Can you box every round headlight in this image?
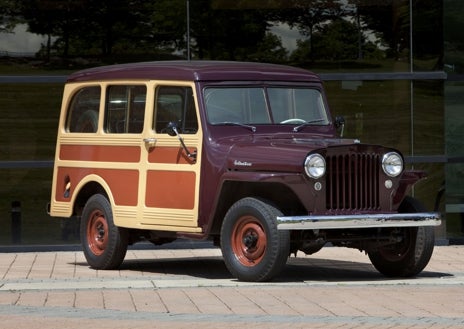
[382,152,403,177]
[304,154,326,179]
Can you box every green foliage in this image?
[0,0,20,32]
[312,19,360,61]
[8,0,424,64]
[190,0,271,61]
[250,32,288,63]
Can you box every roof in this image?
[66,60,321,83]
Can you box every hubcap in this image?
[87,210,109,256]
[231,215,267,266]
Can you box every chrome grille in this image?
[326,153,380,211]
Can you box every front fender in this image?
[393,170,427,207]
[219,171,314,209]
[205,171,313,235]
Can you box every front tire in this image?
[80,194,128,270]
[220,197,290,282]
[368,196,435,277]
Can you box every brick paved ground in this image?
[0,245,463,328]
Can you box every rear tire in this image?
[80,194,128,270]
[220,197,290,282]
[368,196,435,277]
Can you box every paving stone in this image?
[0,246,463,328]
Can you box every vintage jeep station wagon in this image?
[49,61,441,281]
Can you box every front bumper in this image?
[276,212,441,230]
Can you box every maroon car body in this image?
[52,61,441,282]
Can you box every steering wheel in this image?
[280,118,306,124]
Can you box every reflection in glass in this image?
[204,87,328,125]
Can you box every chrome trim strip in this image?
[277,212,441,230]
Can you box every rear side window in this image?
[66,86,101,133]
[105,85,146,133]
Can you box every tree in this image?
[279,0,344,61]
[148,0,188,53]
[349,0,408,60]
[412,0,442,67]
[18,0,157,59]
[312,19,360,61]
[190,0,270,60]
[289,39,311,63]
[346,0,443,64]
[18,0,90,59]
[250,32,288,63]
[0,0,21,33]
[77,0,155,57]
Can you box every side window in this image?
[154,86,198,134]
[66,86,101,133]
[105,85,146,133]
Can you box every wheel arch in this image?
[71,175,112,217]
[209,180,306,236]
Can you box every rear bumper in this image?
[276,212,441,230]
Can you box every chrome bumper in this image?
[276,212,441,230]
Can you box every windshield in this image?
[204,86,329,127]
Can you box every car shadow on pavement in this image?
[100,254,451,283]
[280,257,451,282]
[120,256,231,279]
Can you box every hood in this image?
[226,133,358,172]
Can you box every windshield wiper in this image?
[219,122,256,132]
[293,119,327,132]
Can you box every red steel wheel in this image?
[80,194,128,270]
[86,209,109,256]
[231,215,267,266]
[221,197,290,282]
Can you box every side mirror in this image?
[335,116,345,137]
[165,121,197,162]
[166,121,178,137]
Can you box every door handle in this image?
[143,137,157,147]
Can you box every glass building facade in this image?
[0,0,462,245]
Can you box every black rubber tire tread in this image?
[368,196,435,277]
[220,197,290,282]
[80,194,129,270]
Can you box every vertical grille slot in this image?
[326,153,380,211]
